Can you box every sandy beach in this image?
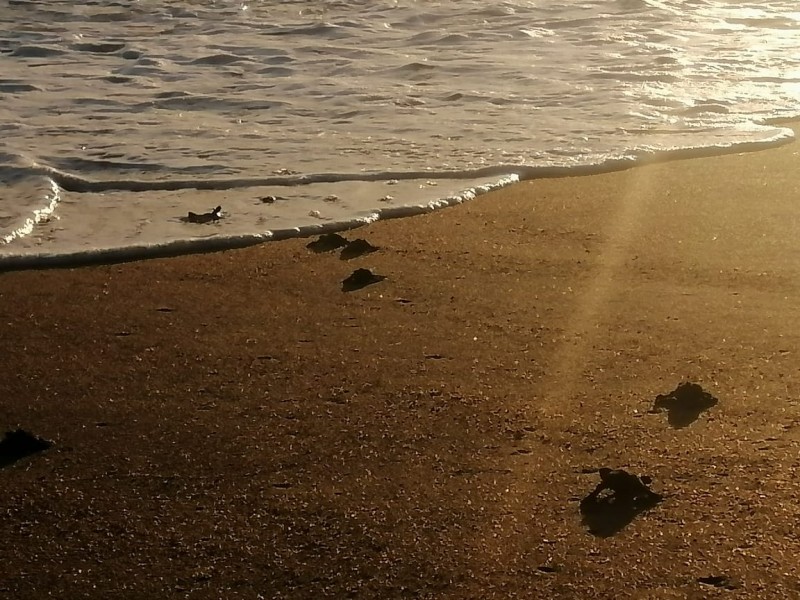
[2,123,800,598]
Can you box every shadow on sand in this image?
[650,382,718,428]
[580,493,662,538]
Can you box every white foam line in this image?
[1,177,61,245]
[0,124,795,271]
[0,174,519,271]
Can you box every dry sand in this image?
[2,124,800,599]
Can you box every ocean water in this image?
[1,0,798,268]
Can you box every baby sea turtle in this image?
[340,238,379,260]
[306,233,349,253]
[342,268,385,292]
[0,429,53,466]
[587,468,662,503]
[651,381,718,428]
[186,205,222,224]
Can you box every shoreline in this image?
[1,123,795,273]
[1,122,800,598]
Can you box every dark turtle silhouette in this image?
[0,429,53,468]
[342,268,385,292]
[306,233,349,253]
[651,382,718,428]
[587,468,662,503]
[580,467,663,537]
[185,205,222,224]
[340,238,379,260]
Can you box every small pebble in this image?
[380,195,394,202]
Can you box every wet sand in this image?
[1,124,800,598]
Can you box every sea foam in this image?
[0,0,798,268]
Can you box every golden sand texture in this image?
[1,125,800,598]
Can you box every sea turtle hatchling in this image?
[587,468,663,503]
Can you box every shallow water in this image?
[1,0,798,267]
